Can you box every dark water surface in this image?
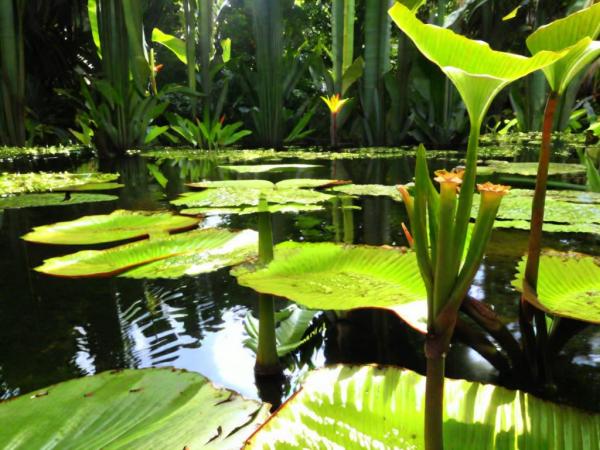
[1,142,599,411]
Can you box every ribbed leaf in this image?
[389,3,562,124]
[246,365,600,449]
[0,172,119,195]
[0,193,117,210]
[512,252,600,324]
[23,210,200,245]
[0,368,269,449]
[34,228,256,278]
[219,164,321,173]
[233,242,427,332]
[172,188,333,208]
[526,3,600,94]
[151,27,187,64]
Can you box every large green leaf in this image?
[180,204,326,216]
[0,172,120,195]
[219,164,322,173]
[34,228,257,278]
[172,188,333,208]
[388,3,562,124]
[0,368,269,449]
[512,252,600,324]
[0,193,118,211]
[526,3,600,94]
[245,365,600,449]
[151,27,188,64]
[233,242,428,333]
[23,210,201,245]
[471,189,600,234]
[328,183,403,201]
[187,179,348,190]
[477,161,586,177]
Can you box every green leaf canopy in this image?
[0,368,269,449]
[512,252,600,324]
[34,228,258,278]
[0,172,120,195]
[22,210,201,245]
[388,3,562,125]
[526,3,600,94]
[0,193,118,211]
[245,365,600,449]
[232,241,428,332]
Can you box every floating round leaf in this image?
[0,193,118,211]
[329,183,403,201]
[477,161,586,177]
[35,228,257,278]
[172,188,333,208]
[187,179,349,190]
[56,182,125,191]
[219,164,322,173]
[0,368,269,449]
[245,364,600,449]
[232,241,427,332]
[0,172,120,195]
[180,203,325,216]
[23,210,201,245]
[512,252,600,324]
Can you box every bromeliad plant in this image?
[389,3,564,449]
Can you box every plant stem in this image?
[255,198,279,375]
[331,112,338,148]
[425,349,445,450]
[342,196,354,244]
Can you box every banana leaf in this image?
[245,364,600,449]
[0,368,269,449]
[23,210,201,245]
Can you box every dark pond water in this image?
[1,138,599,412]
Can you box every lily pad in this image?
[328,184,403,201]
[56,182,125,191]
[219,164,322,173]
[180,204,326,216]
[34,228,257,278]
[171,188,333,208]
[0,193,118,210]
[512,252,600,324]
[245,364,600,449]
[23,210,201,245]
[0,172,120,195]
[232,241,427,333]
[477,161,586,177]
[0,368,269,449]
[187,179,348,190]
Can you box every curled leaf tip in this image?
[434,169,464,185]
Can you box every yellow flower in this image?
[434,169,464,186]
[321,94,350,115]
[477,182,511,196]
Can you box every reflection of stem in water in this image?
[341,196,354,244]
[330,197,342,243]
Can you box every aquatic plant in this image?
[321,94,350,148]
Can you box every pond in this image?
[1,137,599,413]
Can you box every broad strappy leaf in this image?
[244,305,320,357]
[0,193,118,211]
[328,183,403,201]
[0,172,120,195]
[245,365,600,449]
[23,210,201,245]
[513,252,600,324]
[171,188,333,208]
[219,164,322,173]
[232,242,427,333]
[477,161,586,177]
[526,3,600,94]
[34,228,257,278]
[0,368,269,449]
[389,3,562,125]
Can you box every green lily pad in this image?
[0,145,85,162]
[232,242,427,333]
[219,164,322,173]
[0,368,269,449]
[245,364,600,449]
[512,252,600,324]
[0,172,120,195]
[477,161,586,177]
[0,193,118,211]
[187,179,347,190]
[57,182,125,191]
[180,203,326,216]
[329,184,403,201]
[472,189,600,234]
[22,210,201,245]
[34,228,257,278]
[171,188,333,209]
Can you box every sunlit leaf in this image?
[526,3,600,94]
[513,252,600,324]
[56,182,124,191]
[477,161,586,176]
[329,183,403,201]
[0,172,120,195]
[233,242,427,333]
[389,2,562,124]
[151,27,187,64]
[34,228,257,278]
[180,204,325,216]
[0,368,269,449]
[245,365,600,449]
[187,179,348,190]
[0,193,117,211]
[219,164,322,173]
[23,210,200,245]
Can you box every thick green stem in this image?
[425,351,445,450]
[433,182,456,317]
